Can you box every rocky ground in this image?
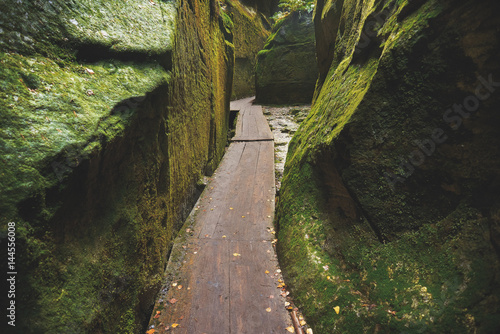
[263,105,310,190]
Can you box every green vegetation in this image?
[276,0,500,332]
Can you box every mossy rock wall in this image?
[276,0,500,333]
[228,1,270,100]
[239,0,280,17]
[0,0,233,333]
[255,10,318,104]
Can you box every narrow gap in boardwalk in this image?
[147,97,293,334]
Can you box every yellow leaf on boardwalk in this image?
[286,326,295,332]
[233,253,241,257]
[266,307,272,312]
[334,306,340,314]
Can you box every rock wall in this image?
[228,1,270,100]
[276,0,500,332]
[239,0,280,17]
[0,0,233,332]
[255,11,317,104]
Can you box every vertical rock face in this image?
[277,0,500,333]
[239,0,280,17]
[228,1,271,100]
[0,0,233,333]
[255,11,318,104]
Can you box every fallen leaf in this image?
[276,269,281,273]
[186,228,191,233]
[265,270,270,274]
[266,307,272,313]
[177,285,183,290]
[146,329,156,334]
[269,295,274,299]
[242,215,245,218]
[233,253,241,257]
[285,302,290,307]
[222,235,227,238]
[172,283,178,287]
[334,306,340,314]
[171,323,179,328]
[169,298,177,304]
[286,326,295,333]
[300,320,306,326]
[306,329,314,334]
[85,68,95,75]
[179,316,184,320]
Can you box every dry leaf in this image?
[306,329,314,334]
[146,329,156,334]
[266,307,272,313]
[334,306,340,314]
[177,285,183,290]
[300,320,306,326]
[172,282,178,287]
[265,270,270,274]
[222,235,227,238]
[171,323,179,328]
[286,326,295,333]
[169,298,177,304]
[233,253,241,257]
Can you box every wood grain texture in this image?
[147,98,290,334]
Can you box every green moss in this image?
[277,0,500,332]
[255,10,317,103]
[0,52,169,221]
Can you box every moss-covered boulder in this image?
[0,0,233,332]
[255,10,318,104]
[276,0,500,332]
[239,0,280,17]
[227,1,271,100]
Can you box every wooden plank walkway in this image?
[147,97,292,334]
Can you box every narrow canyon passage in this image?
[147,98,291,333]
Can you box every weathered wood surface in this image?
[147,98,290,334]
[231,97,273,142]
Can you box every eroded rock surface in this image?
[255,10,318,104]
[276,0,500,332]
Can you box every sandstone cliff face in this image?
[228,1,270,99]
[277,0,500,332]
[255,11,318,104]
[0,0,233,332]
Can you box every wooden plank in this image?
[229,240,290,333]
[211,142,260,240]
[148,97,290,334]
[230,96,254,111]
[196,142,246,238]
[155,239,230,334]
